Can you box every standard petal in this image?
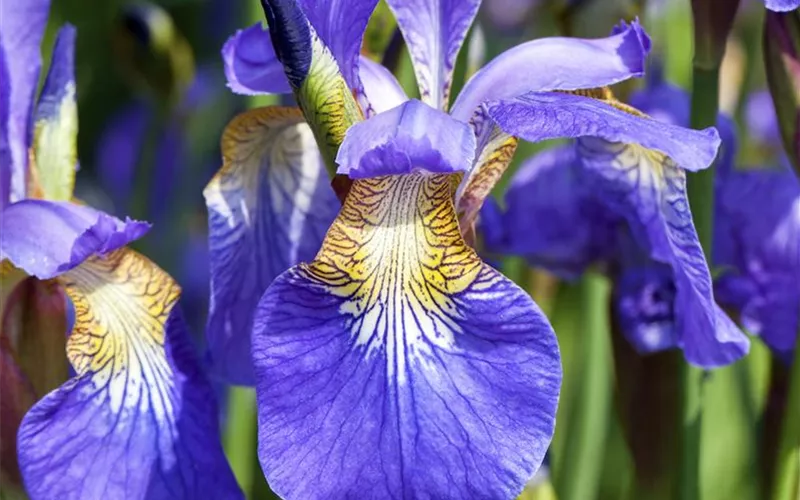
[261,0,366,178]
[33,24,78,201]
[17,249,243,500]
[385,0,480,109]
[0,200,150,279]
[488,144,619,278]
[203,106,338,385]
[336,99,476,178]
[577,137,749,367]
[450,20,651,122]
[486,92,721,172]
[298,0,379,93]
[222,23,292,95]
[1,0,50,201]
[359,57,409,115]
[714,164,800,353]
[253,174,561,499]
[766,0,800,12]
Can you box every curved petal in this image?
[455,126,517,231]
[336,99,476,178]
[1,0,50,201]
[222,23,292,95]
[17,249,243,500]
[359,57,409,115]
[576,137,749,367]
[450,20,651,122]
[488,144,619,278]
[0,200,150,280]
[714,164,800,353]
[385,0,480,109]
[203,106,338,385]
[628,78,739,175]
[486,92,721,172]
[253,174,561,498]
[33,25,78,202]
[766,0,800,12]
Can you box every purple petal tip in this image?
[0,200,150,279]
[611,18,651,78]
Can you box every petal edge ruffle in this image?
[0,200,149,279]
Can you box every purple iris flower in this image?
[211,0,725,496]
[484,71,749,368]
[714,92,800,361]
[0,4,241,498]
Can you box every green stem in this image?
[687,64,720,258]
[681,64,720,500]
[223,387,258,498]
[679,365,705,500]
[771,333,800,500]
[557,273,612,500]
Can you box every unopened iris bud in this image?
[764,9,800,170]
[691,0,742,69]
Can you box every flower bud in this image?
[691,0,742,69]
[764,9,800,170]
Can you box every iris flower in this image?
[483,72,750,367]
[0,4,241,498]
[715,90,800,361]
[209,0,726,496]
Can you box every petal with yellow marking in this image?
[17,249,242,500]
[253,173,561,499]
[456,125,517,233]
[204,106,338,385]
